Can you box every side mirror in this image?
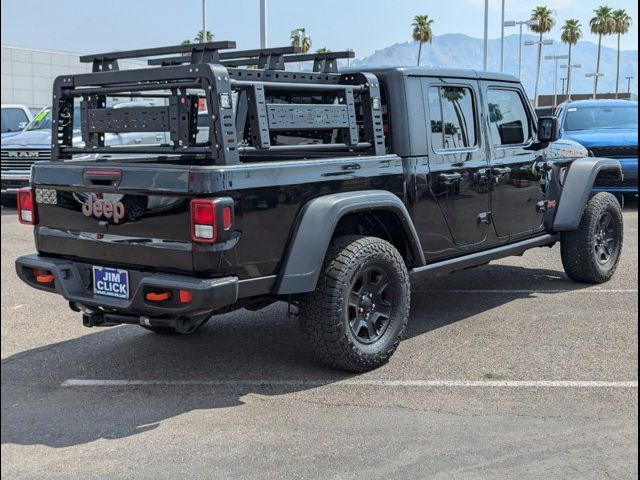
[17,121,28,130]
[537,116,559,143]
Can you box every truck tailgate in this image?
[30,161,212,272]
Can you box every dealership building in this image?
[1,45,145,113]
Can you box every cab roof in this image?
[356,66,520,83]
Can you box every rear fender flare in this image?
[275,191,424,295]
[552,157,623,231]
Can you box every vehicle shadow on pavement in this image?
[2,264,588,448]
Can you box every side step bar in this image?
[409,234,560,282]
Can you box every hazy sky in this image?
[1,0,637,58]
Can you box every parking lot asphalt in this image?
[1,200,638,480]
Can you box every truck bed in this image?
[31,154,404,278]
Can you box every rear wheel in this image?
[561,192,623,284]
[298,235,410,372]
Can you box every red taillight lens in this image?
[190,198,234,244]
[190,199,217,243]
[17,187,36,225]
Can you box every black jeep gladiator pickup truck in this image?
[15,42,624,372]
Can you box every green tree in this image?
[611,9,632,97]
[529,6,555,106]
[590,6,615,96]
[561,19,583,100]
[316,47,332,54]
[195,30,215,43]
[182,30,215,46]
[290,28,312,53]
[412,15,434,67]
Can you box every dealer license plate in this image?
[93,266,129,299]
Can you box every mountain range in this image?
[352,33,638,97]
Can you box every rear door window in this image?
[427,86,477,151]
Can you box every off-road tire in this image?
[561,192,623,284]
[298,235,410,372]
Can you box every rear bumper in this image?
[15,254,239,316]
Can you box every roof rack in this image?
[148,48,355,74]
[53,42,384,165]
[79,41,237,72]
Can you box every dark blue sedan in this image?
[555,99,638,195]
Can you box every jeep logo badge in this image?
[82,195,125,224]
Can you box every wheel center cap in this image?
[360,295,373,311]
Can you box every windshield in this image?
[1,108,29,133]
[26,106,81,131]
[564,105,638,131]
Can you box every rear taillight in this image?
[17,187,36,225]
[190,198,234,244]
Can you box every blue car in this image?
[555,99,638,195]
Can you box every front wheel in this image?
[561,192,624,284]
[297,235,410,372]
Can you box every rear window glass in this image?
[427,86,477,151]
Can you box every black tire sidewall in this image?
[591,199,624,276]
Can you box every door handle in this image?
[155,134,164,141]
[134,138,142,144]
[439,173,462,185]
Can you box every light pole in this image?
[483,0,489,70]
[500,0,505,72]
[525,38,553,107]
[545,54,568,107]
[260,0,267,48]
[626,76,635,96]
[504,19,539,79]
[201,0,206,43]
[586,72,606,100]
[561,77,568,97]
[561,63,582,101]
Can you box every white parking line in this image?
[413,289,638,294]
[61,379,639,388]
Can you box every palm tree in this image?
[612,9,632,98]
[529,6,555,107]
[590,6,615,96]
[412,15,434,67]
[290,28,312,53]
[561,19,583,100]
[195,30,215,43]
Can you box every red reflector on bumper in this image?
[178,290,193,303]
[146,291,171,302]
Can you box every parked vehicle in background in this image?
[1,104,34,136]
[1,101,162,207]
[555,100,638,195]
[15,42,625,372]
[535,106,556,118]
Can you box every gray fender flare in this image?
[275,190,424,295]
[553,157,622,231]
